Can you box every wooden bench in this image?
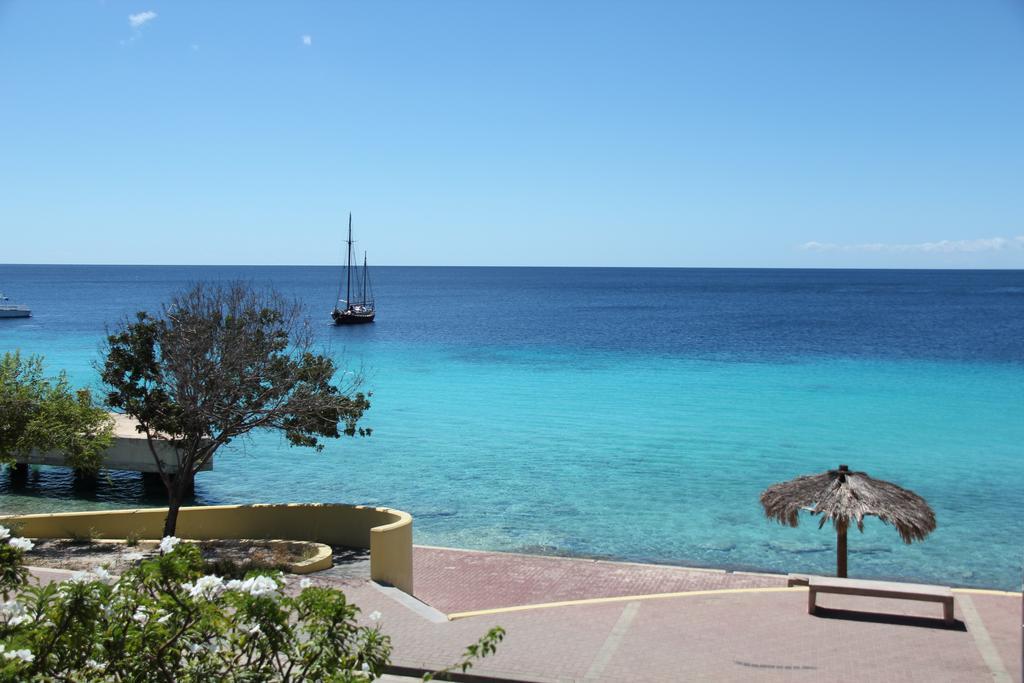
[806,576,955,624]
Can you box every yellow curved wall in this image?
[0,503,414,594]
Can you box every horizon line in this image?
[1,263,1022,272]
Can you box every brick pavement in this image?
[381,547,1020,682]
[327,578,1020,682]
[412,545,787,614]
[374,589,1019,681]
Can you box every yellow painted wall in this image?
[0,503,414,594]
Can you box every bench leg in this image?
[807,588,816,615]
[943,599,954,624]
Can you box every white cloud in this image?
[800,236,1024,254]
[301,34,312,46]
[128,11,157,28]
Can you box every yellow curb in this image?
[446,585,1023,620]
[287,542,334,574]
[447,586,803,620]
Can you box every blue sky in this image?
[1,1,1022,267]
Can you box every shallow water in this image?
[1,265,1021,589]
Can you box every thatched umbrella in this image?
[760,464,936,578]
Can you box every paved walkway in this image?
[30,547,1023,682]
[412,545,787,614]
[364,547,1021,682]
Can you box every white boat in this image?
[0,292,31,318]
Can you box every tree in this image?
[100,283,371,537]
[0,351,113,472]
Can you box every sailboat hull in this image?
[332,309,375,325]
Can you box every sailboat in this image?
[331,213,376,325]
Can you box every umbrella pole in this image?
[837,527,848,578]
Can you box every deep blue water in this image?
[1,265,1022,589]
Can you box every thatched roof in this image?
[760,465,936,543]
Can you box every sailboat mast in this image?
[345,213,353,309]
[362,252,369,304]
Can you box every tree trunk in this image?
[163,499,181,538]
[836,527,848,578]
[161,471,193,537]
[172,471,195,496]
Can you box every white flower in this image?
[8,537,33,552]
[2,600,30,628]
[132,608,149,625]
[184,574,225,600]
[368,610,381,622]
[227,575,280,598]
[2,649,34,663]
[245,575,279,597]
[64,568,113,586]
[158,536,181,554]
[300,578,312,589]
[1,599,24,618]
[0,526,10,541]
[185,573,223,602]
[67,571,91,584]
[92,566,116,584]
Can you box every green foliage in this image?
[0,546,28,602]
[65,527,103,544]
[100,283,371,535]
[0,535,503,682]
[0,351,113,472]
[0,537,390,682]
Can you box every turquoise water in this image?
[1,266,1022,589]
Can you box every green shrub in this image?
[0,351,113,472]
[124,529,142,547]
[0,529,503,682]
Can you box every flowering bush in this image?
[0,529,503,682]
[0,528,31,602]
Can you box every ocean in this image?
[1,265,1021,589]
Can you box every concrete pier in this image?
[13,413,212,474]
